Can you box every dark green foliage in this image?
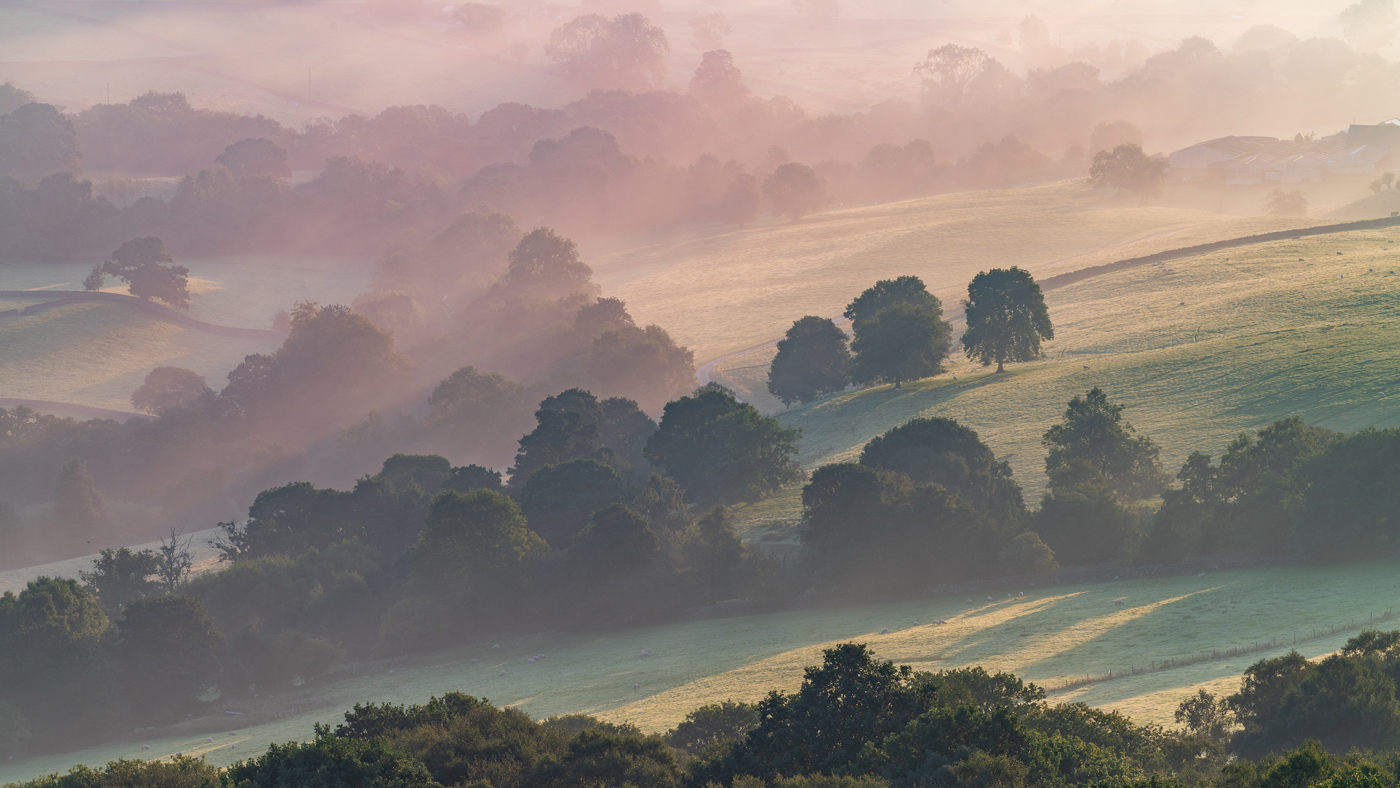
[100,237,191,309]
[535,728,681,788]
[849,303,952,388]
[441,464,504,493]
[508,408,604,492]
[0,698,30,758]
[644,387,801,506]
[1177,690,1234,745]
[845,276,952,388]
[115,595,223,723]
[768,316,852,406]
[631,474,695,548]
[667,700,759,756]
[859,417,1025,527]
[998,532,1058,575]
[564,504,681,624]
[801,463,1006,592]
[961,267,1053,373]
[682,507,756,603]
[929,666,1046,713]
[218,481,353,560]
[377,454,452,492]
[80,547,160,617]
[701,643,935,782]
[226,729,442,788]
[519,458,625,547]
[1290,428,1400,562]
[232,627,346,692]
[11,755,221,788]
[1043,388,1168,503]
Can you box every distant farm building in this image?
[1169,119,1400,184]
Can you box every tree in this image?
[644,387,802,506]
[768,316,851,406]
[215,138,291,179]
[518,458,625,547]
[859,416,1025,526]
[998,532,1058,575]
[425,366,534,461]
[225,731,442,788]
[668,701,759,756]
[1043,387,1169,503]
[130,366,210,413]
[701,643,934,782]
[442,465,504,493]
[0,103,81,186]
[577,320,696,415]
[1266,189,1309,217]
[763,162,830,220]
[509,408,603,492]
[545,13,670,91]
[155,528,196,592]
[564,504,681,624]
[80,548,160,617]
[849,304,951,388]
[116,595,223,723]
[961,267,1054,373]
[690,49,750,110]
[1175,690,1234,745]
[414,489,548,592]
[100,237,191,309]
[682,507,747,603]
[54,457,105,535]
[502,228,597,299]
[914,44,994,106]
[1089,144,1166,199]
[844,275,940,330]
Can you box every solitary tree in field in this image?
[1265,188,1309,217]
[845,276,952,389]
[961,267,1053,373]
[767,316,851,406]
[763,162,830,220]
[1089,143,1166,199]
[101,237,191,309]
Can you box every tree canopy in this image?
[961,267,1054,373]
[99,237,191,309]
[767,316,851,406]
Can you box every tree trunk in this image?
[894,380,902,390]
[996,359,1005,373]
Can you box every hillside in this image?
[588,181,1321,362]
[4,558,1398,786]
[0,256,372,412]
[709,221,1400,547]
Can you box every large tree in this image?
[99,237,191,309]
[1042,387,1168,502]
[767,316,851,406]
[644,387,801,506]
[518,458,625,547]
[913,44,995,106]
[961,267,1054,373]
[844,277,952,388]
[116,595,224,724]
[501,227,597,299]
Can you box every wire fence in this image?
[1047,608,1397,694]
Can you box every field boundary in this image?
[0,290,287,339]
[1038,215,1400,291]
[1047,608,1398,694]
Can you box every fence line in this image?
[1046,608,1396,694]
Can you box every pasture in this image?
[589,181,1320,362]
[5,558,1399,785]
[0,256,372,412]
[713,222,1400,532]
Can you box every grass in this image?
[0,527,224,596]
[7,558,1400,785]
[0,255,372,411]
[588,181,1322,362]
[705,224,1400,513]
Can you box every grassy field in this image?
[0,527,224,597]
[5,558,1399,785]
[710,222,1400,539]
[0,256,372,412]
[588,181,1321,362]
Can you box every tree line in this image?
[13,640,1400,788]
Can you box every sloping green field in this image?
[713,224,1400,525]
[589,182,1319,361]
[0,256,372,411]
[6,558,1399,786]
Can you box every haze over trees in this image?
[1090,143,1167,199]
